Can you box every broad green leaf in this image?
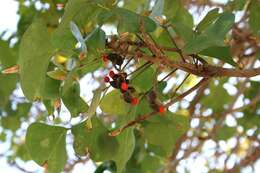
[115,8,157,33]
[100,90,130,116]
[0,74,17,107]
[72,109,136,173]
[72,117,119,160]
[215,125,236,140]
[1,115,21,131]
[52,0,102,49]
[144,113,189,155]
[41,77,61,100]
[19,20,54,101]
[132,67,155,92]
[171,3,193,29]
[0,40,17,68]
[62,81,88,117]
[196,8,220,33]
[199,46,236,66]
[25,123,67,173]
[170,21,195,44]
[85,27,106,55]
[249,0,260,35]
[112,108,136,173]
[164,0,180,19]
[184,12,235,54]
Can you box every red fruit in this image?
[131,98,139,105]
[121,82,128,91]
[158,105,166,113]
[109,70,115,78]
[102,54,109,62]
[104,76,110,83]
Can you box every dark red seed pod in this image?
[109,70,115,78]
[104,76,110,83]
[110,81,118,88]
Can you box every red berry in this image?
[109,70,115,78]
[158,105,165,113]
[121,82,128,91]
[131,98,139,105]
[104,76,110,83]
[102,54,109,62]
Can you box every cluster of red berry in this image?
[103,53,139,106]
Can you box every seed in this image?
[109,70,115,78]
[104,76,110,83]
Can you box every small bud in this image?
[104,76,110,83]
[121,82,128,91]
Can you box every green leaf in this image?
[115,8,157,33]
[0,40,17,68]
[62,81,88,117]
[215,125,236,140]
[72,109,136,173]
[184,12,235,54]
[41,77,61,100]
[100,90,130,116]
[25,123,67,173]
[196,8,220,33]
[0,74,17,107]
[170,21,195,44]
[19,20,54,101]
[1,115,21,131]
[72,117,119,159]
[52,0,102,49]
[164,0,180,19]
[144,113,189,155]
[249,0,260,35]
[171,3,193,29]
[85,27,106,55]
[132,67,155,92]
[199,46,236,66]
